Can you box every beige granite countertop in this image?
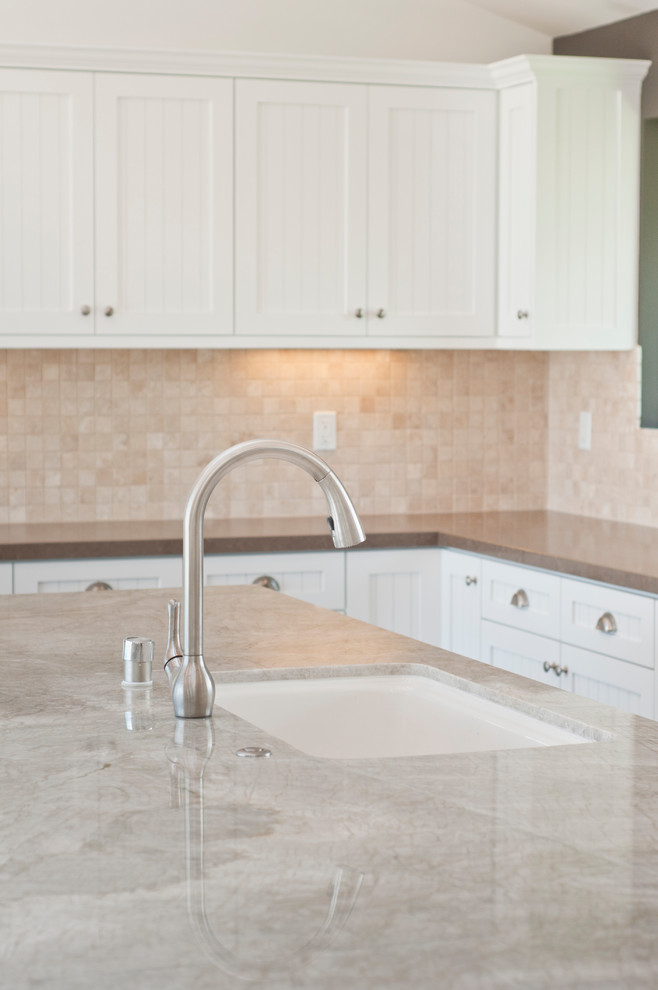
[5,510,658,593]
[4,585,658,988]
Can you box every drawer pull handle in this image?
[511,589,529,609]
[252,574,280,592]
[543,661,569,677]
[355,308,364,319]
[596,612,617,635]
[85,581,113,591]
[465,575,478,586]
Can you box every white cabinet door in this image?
[497,57,646,350]
[439,549,482,661]
[368,86,496,339]
[346,548,441,645]
[235,79,367,338]
[497,82,535,340]
[95,74,233,337]
[480,620,564,689]
[204,552,345,611]
[0,69,94,337]
[561,643,654,718]
[13,556,182,593]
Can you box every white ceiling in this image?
[467,0,658,37]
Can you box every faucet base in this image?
[171,655,215,719]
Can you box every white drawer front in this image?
[560,578,654,669]
[13,556,182,594]
[561,644,654,718]
[204,552,345,611]
[481,558,560,639]
[480,620,564,688]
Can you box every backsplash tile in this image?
[0,349,549,524]
[547,347,658,526]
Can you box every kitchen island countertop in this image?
[5,509,658,593]
[4,583,658,989]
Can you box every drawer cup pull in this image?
[86,581,113,591]
[596,611,617,635]
[543,661,569,677]
[465,575,478,586]
[252,574,281,592]
[510,589,529,609]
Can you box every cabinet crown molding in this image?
[489,53,651,89]
[0,42,498,87]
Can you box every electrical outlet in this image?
[578,411,592,451]
[313,411,337,451]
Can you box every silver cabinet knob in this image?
[517,310,529,320]
[252,575,280,592]
[104,306,114,317]
[464,576,478,586]
[355,308,364,319]
[80,305,91,316]
[86,581,113,591]
[376,308,386,319]
[543,661,569,677]
[511,589,529,609]
[596,611,617,634]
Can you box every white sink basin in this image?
[217,668,592,759]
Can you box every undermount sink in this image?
[216,666,593,759]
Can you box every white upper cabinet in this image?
[95,74,233,338]
[368,87,496,339]
[0,69,94,337]
[235,80,368,338]
[0,49,648,349]
[495,55,649,350]
[235,80,496,342]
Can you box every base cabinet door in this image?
[480,620,564,689]
[439,549,482,660]
[203,552,345,610]
[0,563,12,595]
[561,644,654,718]
[346,548,440,645]
[13,556,182,593]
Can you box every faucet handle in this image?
[164,599,183,686]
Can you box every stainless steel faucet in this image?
[164,439,366,718]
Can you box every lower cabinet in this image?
[0,562,11,595]
[439,548,482,660]
[203,551,345,610]
[560,644,654,718]
[480,620,564,689]
[13,556,182,593]
[345,548,441,645]
[442,547,657,720]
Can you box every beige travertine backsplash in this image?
[547,348,658,525]
[1,349,549,524]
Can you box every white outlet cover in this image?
[578,411,592,451]
[313,411,337,451]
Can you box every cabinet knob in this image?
[80,305,91,316]
[104,306,114,317]
[252,574,280,592]
[355,308,364,319]
[376,308,386,319]
[516,310,529,320]
[595,611,617,634]
[543,661,569,677]
[464,575,478,586]
[510,589,529,609]
[86,581,113,591]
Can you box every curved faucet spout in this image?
[171,439,365,719]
